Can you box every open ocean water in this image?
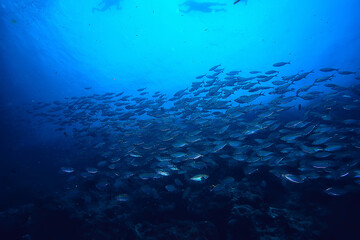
[1,0,360,239]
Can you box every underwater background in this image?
[1,0,360,239]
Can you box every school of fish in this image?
[29,62,360,201]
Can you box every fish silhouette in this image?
[92,0,122,12]
[179,0,226,13]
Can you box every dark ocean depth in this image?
[1,0,360,239]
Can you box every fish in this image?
[324,144,344,152]
[314,75,334,84]
[196,74,206,79]
[311,160,334,169]
[273,62,290,67]
[165,185,177,192]
[320,68,338,72]
[324,187,347,196]
[312,136,331,145]
[283,174,305,184]
[86,168,98,174]
[115,194,130,202]
[157,170,170,176]
[272,80,288,86]
[61,167,75,173]
[227,71,241,75]
[280,133,302,142]
[221,176,235,184]
[180,1,226,13]
[293,70,314,81]
[190,174,209,182]
[209,64,221,71]
[338,71,356,75]
[296,84,314,96]
[92,0,122,12]
[265,70,279,75]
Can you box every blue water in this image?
[1,0,360,239]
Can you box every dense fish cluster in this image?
[19,63,360,239]
[29,63,360,202]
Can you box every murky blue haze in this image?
[1,0,360,239]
